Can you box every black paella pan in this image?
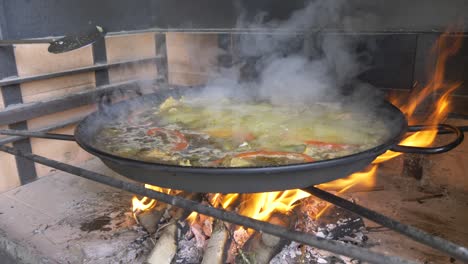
[0,87,464,193]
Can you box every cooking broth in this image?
[94,96,389,167]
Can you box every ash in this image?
[174,236,204,263]
[51,191,153,264]
[270,197,367,264]
[270,241,361,264]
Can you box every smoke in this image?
[194,0,384,108]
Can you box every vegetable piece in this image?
[235,151,314,162]
[159,96,180,112]
[216,151,314,167]
[146,128,189,151]
[304,140,353,150]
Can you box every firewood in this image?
[136,203,167,234]
[201,220,230,264]
[146,193,201,264]
[145,223,178,264]
[240,214,290,264]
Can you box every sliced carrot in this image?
[147,127,188,151]
[304,140,352,150]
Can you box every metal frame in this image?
[0,144,417,264]
[0,143,467,263]
[0,33,166,183]
[0,56,163,87]
[0,79,158,126]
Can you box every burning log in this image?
[145,192,202,264]
[240,214,292,264]
[136,203,167,234]
[145,223,178,264]
[201,220,230,264]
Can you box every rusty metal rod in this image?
[303,186,468,262]
[0,145,414,264]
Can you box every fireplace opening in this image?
[0,1,468,264]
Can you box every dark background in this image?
[0,0,467,39]
[0,0,467,95]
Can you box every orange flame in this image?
[132,184,175,217]
[237,190,311,222]
[315,29,462,218]
[375,30,462,163]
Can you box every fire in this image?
[237,190,310,222]
[315,30,462,218]
[132,30,461,229]
[132,184,176,216]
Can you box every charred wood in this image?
[315,206,366,241]
[145,192,201,264]
[241,215,292,264]
[136,203,167,234]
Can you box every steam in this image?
[195,0,383,108]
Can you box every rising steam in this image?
[195,0,382,108]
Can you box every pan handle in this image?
[390,124,464,154]
[0,129,75,141]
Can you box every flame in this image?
[237,190,311,222]
[186,211,198,224]
[132,30,462,230]
[314,29,462,219]
[132,184,175,217]
[375,31,462,163]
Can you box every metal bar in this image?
[0,79,153,126]
[0,115,84,146]
[0,39,52,45]
[0,45,38,184]
[303,186,468,262]
[92,38,109,86]
[154,34,168,82]
[106,28,468,35]
[0,145,414,264]
[92,37,110,110]
[437,126,468,134]
[0,57,163,86]
[7,123,37,184]
[0,129,75,141]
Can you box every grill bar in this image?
[0,56,163,86]
[303,186,468,262]
[0,115,84,146]
[0,129,75,141]
[0,144,414,264]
